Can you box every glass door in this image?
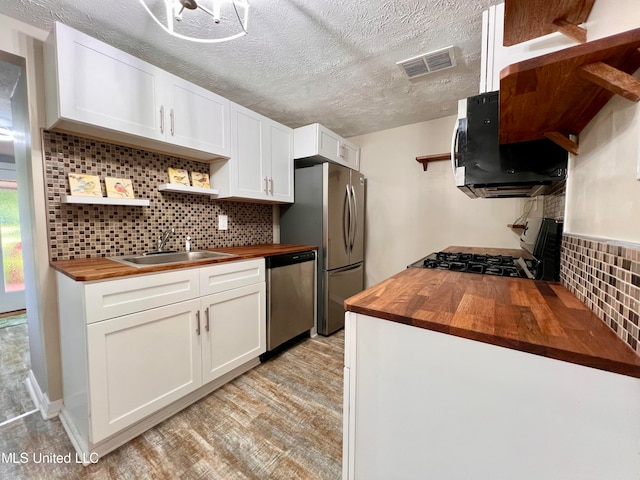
[0,165,25,313]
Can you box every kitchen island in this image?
[342,247,640,480]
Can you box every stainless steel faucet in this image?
[157,228,174,251]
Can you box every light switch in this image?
[218,215,228,230]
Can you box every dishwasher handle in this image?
[265,251,316,269]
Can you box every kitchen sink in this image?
[109,250,237,267]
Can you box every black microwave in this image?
[452,91,568,198]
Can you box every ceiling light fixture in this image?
[138,0,249,44]
[0,127,13,142]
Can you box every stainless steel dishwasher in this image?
[263,250,315,357]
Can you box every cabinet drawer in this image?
[84,268,200,324]
[199,258,265,296]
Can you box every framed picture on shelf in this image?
[68,173,102,197]
[105,177,135,199]
[168,167,190,186]
[191,171,211,189]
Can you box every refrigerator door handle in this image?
[343,185,351,254]
[330,262,363,275]
[350,185,357,252]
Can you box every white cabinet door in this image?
[317,124,342,163]
[48,22,165,141]
[230,103,268,200]
[200,283,266,384]
[341,139,361,171]
[226,103,294,203]
[87,299,201,442]
[293,123,360,171]
[165,73,231,157]
[265,119,294,202]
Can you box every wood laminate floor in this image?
[0,331,344,479]
[0,323,36,425]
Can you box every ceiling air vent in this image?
[397,46,457,79]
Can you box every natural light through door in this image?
[0,167,25,313]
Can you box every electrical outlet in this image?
[218,214,228,230]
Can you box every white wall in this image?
[350,116,528,287]
[565,91,640,243]
[0,14,62,406]
[564,1,640,244]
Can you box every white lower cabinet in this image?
[56,259,265,461]
[201,283,266,383]
[87,299,202,442]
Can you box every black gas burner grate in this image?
[412,251,527,278]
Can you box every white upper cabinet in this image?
[317,125,342,163]
[266,119,295,202]
[294,123,360,171]
[44,22,230,161]
[44,22,165,142]
[163,73,231,157]
[211,102,293,203]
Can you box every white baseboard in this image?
[26,370,62,420]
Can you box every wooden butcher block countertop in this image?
[345,246,640,379]
[51,244,317,282]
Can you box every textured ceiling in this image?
[0,0,501,137]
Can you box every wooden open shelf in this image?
[499,27,640,147]
[60,195,150,206]
[416,153,451,171]
[503,0,595,46]
[157,184,220,197]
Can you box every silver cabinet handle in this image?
[264,176,268,194]
[205,307,210,332]
[170,108,175,136]
[269,177,273,195]
[351,185,357,251]
[339,144,345,159]
[160,106,164,134]
[196,310,201,336]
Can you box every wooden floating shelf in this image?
[60,195,150,206]
[499,27,640,147]
[508,224,527,229]
[416,153,451,171]
[503,0,595,46]
[158,184,220,197]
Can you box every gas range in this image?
[408,252,536,278]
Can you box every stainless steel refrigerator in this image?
[280,162,365,336]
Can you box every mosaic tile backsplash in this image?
[44,131,273,261]
[561,234,640,354]
[542,181,565,221]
